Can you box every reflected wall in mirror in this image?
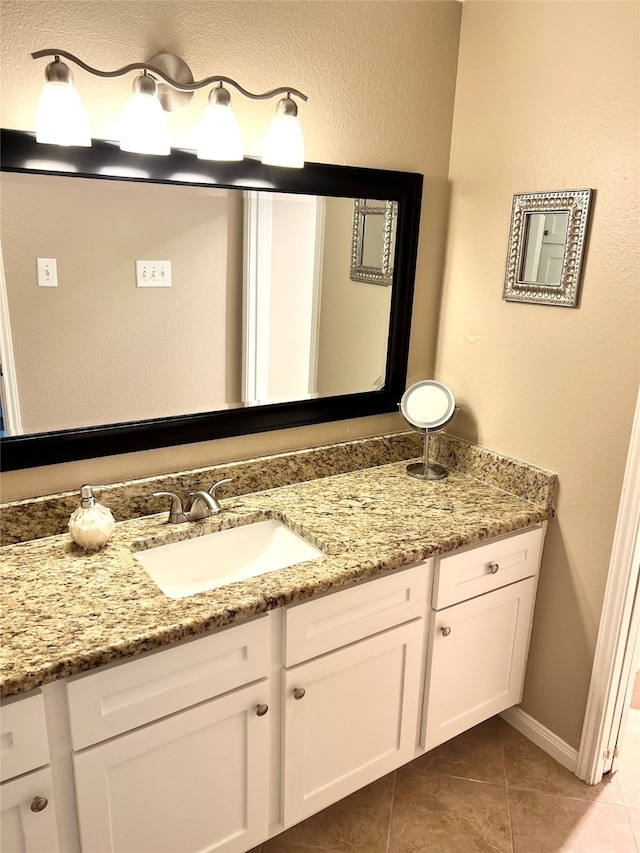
[503,189,592,307]
[350,199,398,285]
[1,178,392,435]
[0,130,422,470]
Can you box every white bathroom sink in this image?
[134,519,323,599]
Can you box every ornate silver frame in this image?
[350,198,398,286]
[503,189,593,307]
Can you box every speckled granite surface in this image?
[0,455,556,699]
[0,431,556,545]
[0,432,423,546]
[430,433,557,512]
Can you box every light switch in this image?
[37,258,57,287]
[136,260,172,287]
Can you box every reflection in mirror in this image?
[503,188,592,307]
[520,212,569,285]
[0,128,423,470]
[0,176,393,435]
[350,199,397,285]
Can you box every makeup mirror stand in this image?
[406,426,448,481]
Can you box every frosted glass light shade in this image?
[262,113,304,168]
[197,103,243,161]
[120,92,170,156]
[35,81,91,147]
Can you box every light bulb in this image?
[262,97,304,168]
[35,59,91,147]
[119,74,170,156]
[197,86,243,161]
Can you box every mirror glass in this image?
[520,211,569,285]
[1,175,392,435]
[0,130,423,469]
[400,380,456,431]
[503,189,592,307]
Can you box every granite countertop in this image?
[0,458,553,699]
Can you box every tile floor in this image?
[250,710,640,853]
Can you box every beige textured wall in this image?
[438,0,639,747]
[0,0,461,498]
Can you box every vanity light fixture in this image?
[35,56,91,147]
[31,50,308,166]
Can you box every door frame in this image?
[576,386,640,784]
[0,245,22,436]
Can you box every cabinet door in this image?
[422,577,536,752]
[73,681,270,853]
[1,768,60,853]
[282,619,423,827]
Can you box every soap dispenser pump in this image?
[69,485,115,551]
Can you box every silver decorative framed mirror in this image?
[350,198,398,285]
[503,189,593,307]
[399,380,456,481]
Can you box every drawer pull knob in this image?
[293,687,306,700]
[30,796,48,813]
[441,626,452,637]
[256,703,269,717]
[489,562,500,574]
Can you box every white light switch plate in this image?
[37,258,57,287]
[136,260,172,287]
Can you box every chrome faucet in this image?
[153,478,232,523]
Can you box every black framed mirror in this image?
[0,129,422,471]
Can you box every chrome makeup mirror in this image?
[400,380,456,480]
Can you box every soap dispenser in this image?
[69,485,115,551]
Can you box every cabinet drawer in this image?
[284,562,430,666]
[67,615,270,750]
[432,526,543,610]
[1,766,60,851]
[1,691,49,782]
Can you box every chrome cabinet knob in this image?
[30,796,48,813]
[488,562,499,574]
[256,703,269,717]
[441,626,452,637]
[293,687,306,700]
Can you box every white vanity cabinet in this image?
[1,522,547,853]
[67,617,271,853]
[421,526,544,751]
[0,691,60,853]
[281,563,429,827]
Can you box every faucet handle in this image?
[208,477,232,498]
[207,478,232,511]
[153,491,187,523]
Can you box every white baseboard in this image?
[500,707,578,774]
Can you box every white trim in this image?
[500,707,578,773]
[242,191,273,405]
[0,244,23,435]
[307,197,325,399]
[576,387,640,784]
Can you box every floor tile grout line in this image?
[385,769,398,853]
[499,718,517,853]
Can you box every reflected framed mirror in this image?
[503,189,593,307]
[350,198,398,285]
[0,129,422,470]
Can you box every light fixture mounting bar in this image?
[31,49,308,102]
